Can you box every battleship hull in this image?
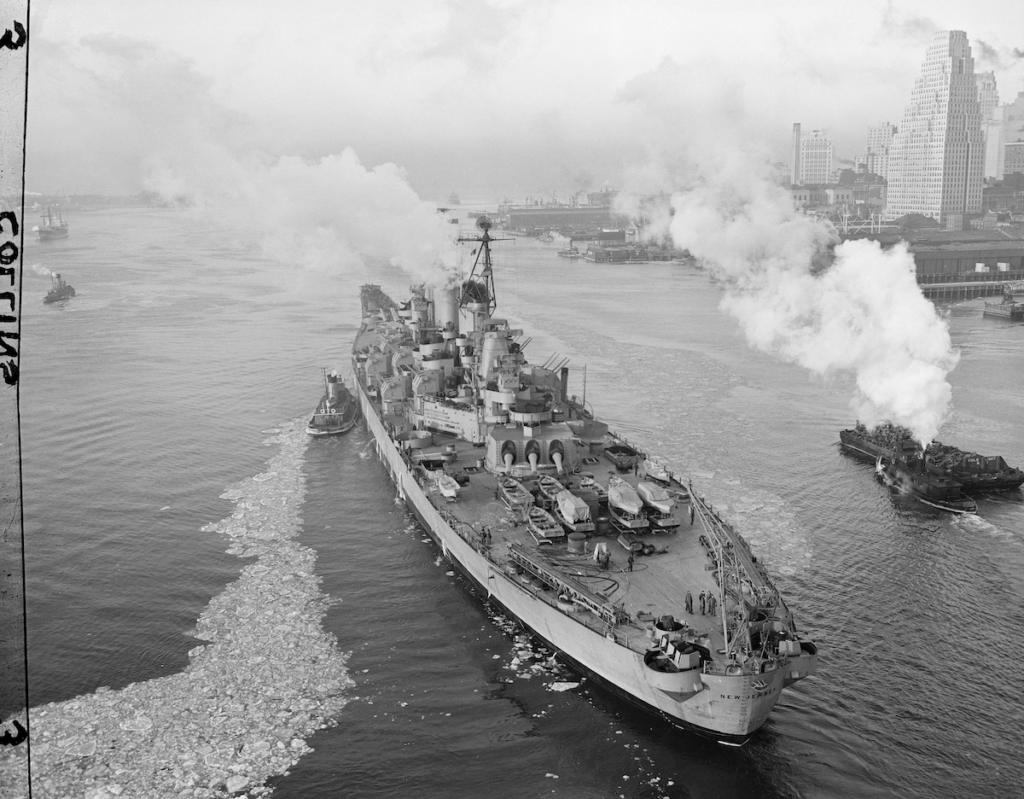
[354,358,815,741]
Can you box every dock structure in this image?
[918,274,1024,301]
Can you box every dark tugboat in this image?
[841,422,1024,494]
[874,449,977,515]
[982,283,1024,321]
[306,370,359,436]
[43,273,75,304]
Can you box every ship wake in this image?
[8,420,353,798]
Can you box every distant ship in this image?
[350,216,817,742]
[982,282,1024,321]
[841,422,1024,494]
[34,207,68,241]
[446,191,461,206]
[306,370,360,436]
[43,273,75,304]
[557,238,582,259]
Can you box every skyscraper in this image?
[865,122,896,179]
[799,130,833,185]
[976,71,1001,179]
[791,123,801,184]
[885,31,985,230]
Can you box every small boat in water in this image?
[306,370,360,436]
[982,283,1024,321]
[43,272,75,304]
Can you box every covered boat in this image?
[640,457,671,484]
[637,481,681,529]
[607,475,648,530]
[554,488,594,533]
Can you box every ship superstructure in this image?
[351,217,817,741]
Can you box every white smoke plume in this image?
[30,36,460,287]
[613,57,959,445]
[666,167,958,444]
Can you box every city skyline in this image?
[21,1,1024,201]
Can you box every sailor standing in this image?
[685,591,693,614]
[699,591,706,615]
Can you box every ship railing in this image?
[506,543,626,626]
[425,490,498,561]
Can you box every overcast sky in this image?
[25,0,1024,201]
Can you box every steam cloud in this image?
[663,171,959,444]
[31,36,460,287]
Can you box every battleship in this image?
[351,217,817,742]
[841,423,1024,494]
[306,370,360,436]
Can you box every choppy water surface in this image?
[18,210,1024,797]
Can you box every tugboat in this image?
[306,370,360,436]
[43,273,75,304]
[982,282,1024,321]
[557,238,582,259]
[841,422,1024,493]
[874,452,977,514]
[34,207,69,241]
[351,216,817,741]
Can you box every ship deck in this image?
[353,317,784,667]
[417,434,727,653]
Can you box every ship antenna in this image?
[457,216,510,316]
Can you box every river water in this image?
[16,207,1024,798]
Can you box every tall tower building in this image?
[799,130,833,185]
[976,71,999,120]
[791,123,801,184]
[976,71,1001,179]
[996,90,1024,178]
[885,31,985,230]
[865,122,896,179]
